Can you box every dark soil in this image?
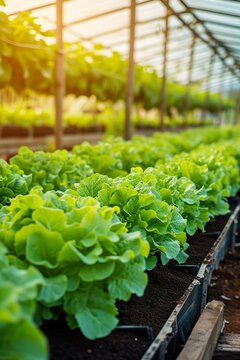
[185,197,239,265]
[64,125,82,135]
[117,265,194,335]
[41,266,194,360]
[33,126,53,137]
[185,214,229,265]
[207,247,240,333]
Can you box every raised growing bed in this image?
[40,199,240,360]
[0,124,105,138]
[1,125,29,137]
[41,266,195,360]
[143,199,240,360]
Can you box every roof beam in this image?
[160,0,240,80]
[178,0,240,73]
[8,0,69,16]
[190,6,240,19]
[205,19,240,31]
[106,24,185,48]
[63,13,186,40]
[63,0,153,28]
[209,0,240,4]
[138,46,210,65]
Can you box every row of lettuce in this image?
[1,126,240,360]
[0,102,212,135]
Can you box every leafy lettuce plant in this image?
[0,159,32,207]
[10,147,93,192]
[0,188,149,339]
[72,126,240,176]
[126,167,209,236]
[0,242,47,360]
[156,143,240,219]
[189,143,240,200]
[72,136,178,177]
[76,173,188,266]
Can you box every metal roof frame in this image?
[175,0,240,76]
[3,0,240,144]
[6,0,240,83]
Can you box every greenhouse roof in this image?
[3,0,240,93]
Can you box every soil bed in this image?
[41,266,194,360]
[184,197,239,265]
[184,214,229,265]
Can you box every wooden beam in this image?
[202,52,215,120]
[159,2,169,131]
[217,64,226,125]
[177,301,225,360]
[124,0,136,140]
[214,333,240,359]
[235,91,240,125]
[55,0,64,149]
[183,33,196,126]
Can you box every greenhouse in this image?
[0,0,240,359]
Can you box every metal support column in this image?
[55,0,64,149]
[159,1,169,131]
[124,0,136,140]
[183,34,196,126]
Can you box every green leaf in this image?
[186,219,198,236]
[1,265,44,302]
[154,236,180,261]
[175,250,189,264]
[145,256,157,270]
[37,274,67,303]
[15,224,45,256]
[110,188,138,206]
[77,174,107,198]
[32,207,66,231]
[58,240,102,266]
[79,261,115,282]
[0,319,48,360]
[170,208,186,233]
[26,230,64,268]
[123,197,140,215]
[67,276,80,292]
[64,287,118,339]
[108,262,148,301]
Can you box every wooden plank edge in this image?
[177,300,225,360]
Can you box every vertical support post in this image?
[159,1,169,131]
[183,33,196,126]
[202,52,215,121]
[55,0,64,149]
[217,64,225,126]
[235,89,240,125]
[124,0,136,140]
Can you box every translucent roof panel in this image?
[2,0,240,92]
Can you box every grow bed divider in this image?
[141,202,240,360]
